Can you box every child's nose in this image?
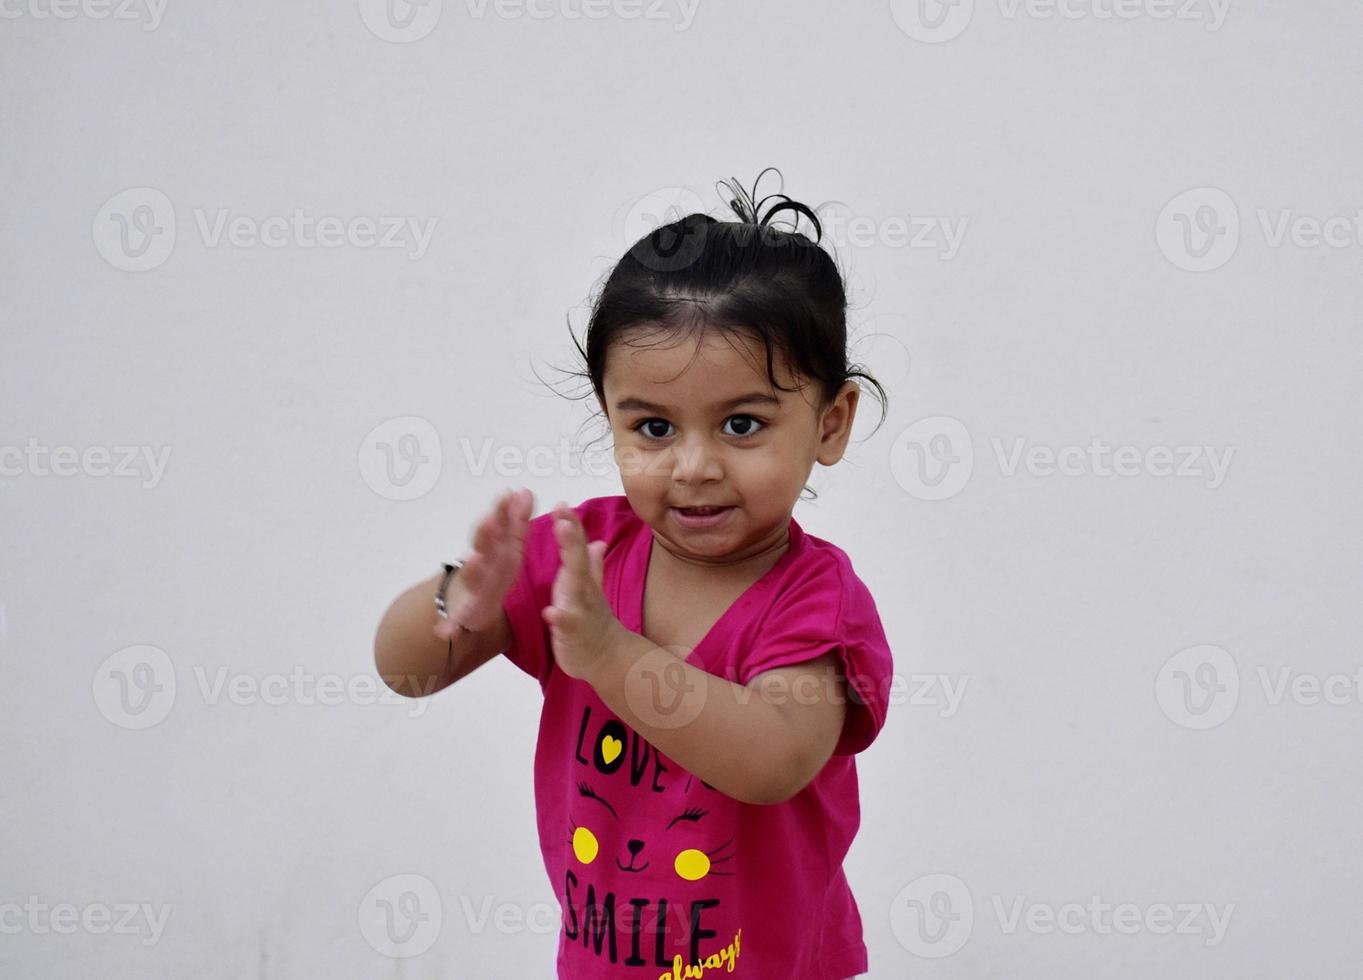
[670,441,724,483]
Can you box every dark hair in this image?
[545,168,889,501]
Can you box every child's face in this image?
[599,326,859,566]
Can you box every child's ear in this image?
[816,382,860,465]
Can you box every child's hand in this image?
[542,501,628,683]
[434,487,534,638]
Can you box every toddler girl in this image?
[375,169,893,979]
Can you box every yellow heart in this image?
[601,735,622,764]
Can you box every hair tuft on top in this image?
[715,167,824,244]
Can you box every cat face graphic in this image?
[566,779,736,881]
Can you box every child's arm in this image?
[373,570,513,697]
[542,500,849,804]
[582,636,849,806]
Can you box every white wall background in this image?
[3,1,1361,977]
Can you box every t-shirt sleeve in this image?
[499,496,630,690]
[736,556,894,756]
[500,508,561,689]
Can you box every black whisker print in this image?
[708,845,741,872]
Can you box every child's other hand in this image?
[542,501,628,683]
[434,487,534,638]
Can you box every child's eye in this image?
[634,419,674,440]
[723,415,764,438]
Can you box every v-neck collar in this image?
[619,511,805,670]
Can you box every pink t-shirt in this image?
[501,494,894,979]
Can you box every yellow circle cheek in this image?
[572,827,599,865]
[674,848,711,881]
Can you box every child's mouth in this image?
[671,506,735,527]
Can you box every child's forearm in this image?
[582,631,803,805]
[373,573,505,697]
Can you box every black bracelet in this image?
[436,561,475,633]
